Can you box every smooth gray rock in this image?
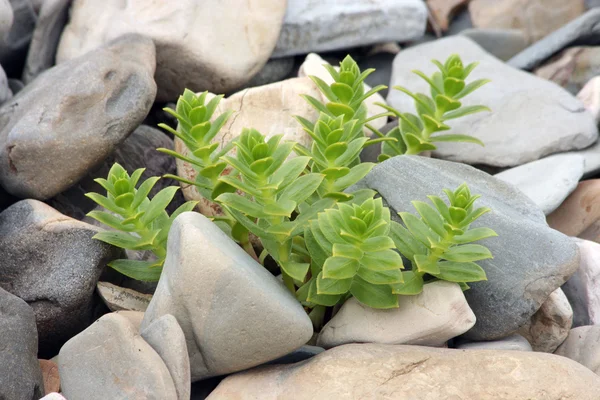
[494,153,585,215]
[456,333,532,351]
[59,312,177,400]
[273,0,427,57]
[140,212,314,382]
[387,36,598,167]
[562,240,600,327]
[0,0,13,44]
[589,0,600,8]
[0,34,157,200]
[23,0,71,84]
[509,9,600,70]
[0,0,36,75]
[555,325,600,374]
[0,287,44,400]
[460,28,528,61]
[0,200,120,356]
[351,156,580,340]
[267,345,325,365]
[0,62,11,104]
[141,314,191,400]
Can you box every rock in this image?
[509,9,600,71]
[574,140,600,177]
[517,288,573,352]
[589,0,600,8]
[96,281,152,312]
[272,0,427,57]
[0,0,13,42]
[494,153,585,215]
[191,378,222,400]
[357,51,396,98]
[0,62,12,105]
[0,287,44,400]
[233,57,295,92]
[0,0,36,76]
[39,359,60,394]
[562,240,600,327]
[351,156,580,340]
[577,76,600,124]
[446,6,473,35]
[207,343,600,399]
[58,312,177,399]
[535,47,600,95]
[23,0,71,84]
[317,281,475,349]
[140,212,313,381]
[556,325,600,374]
[0,200,120,356]
[57,0,286,101]
[114,310,144,330]
[469,0,585,43]
[456,333,532,351]
[460,28,528,61]
[141,314,190,400]
[0,34,157,200]
[40,394,67,400]
[387,36,598,167]
[547,180,600,241]
[427,0,468,31]
[267,345,325,365]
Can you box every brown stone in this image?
[547,180,600,241]
[535,47,600,94]
[39,359,60,394]
[427,0,469,31]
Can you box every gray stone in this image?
[0,0,12,46]
[589,0,600,8]
[207,343,600,399]
[0,34,156,200]
[0,287,44,400]
[387,36,598,167]
[96,281,152,312]
[555,325,600,374]
[460,28,528,61]
[267,345,325,365]
[141,314,190,400]
[573,139,600,177]
[0,0,36,75]
[59,312,177,400]
[272,0,427,57]
[0,62,11,105]
[233,57,295,92]
[317,281,475,349]
[494,153,585,215]
[456,333,532,351]
[140,212,313,382]
[509,8,600,70]
[535,47,600,95]
[0,200,120,356]
[562,240,600,327]
[351,156,580,340]
[23,0,71,84]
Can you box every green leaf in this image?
[322,256,360,280]
[308,278,344,306]
[443,105,490,120]
[361,236,395,252]
[220,206,277,242]
[455,79,490,100]
[350,276,398,309]
[140,186,179,226]
[453,227,498,244]
[399,212,438,246]
[216,193,269,219]
[87,211,135,232]
[92,231,143,250]
[442,244,493,262]
[85,193,125,215]
[357,268,404,285]
[414,254,441,275]
[280,173,324,204]
[412,201,445,237]
[108,259,163,282]
[332,243,364,260]
[460,206,491,227]
[389,221,427,261]
[430,134,484,146]
[360,250,404,271]
[391,271,425,295]
[434,261,487,282]
[280,261,310,282]
[270,156,310,189]
[315,272,353,295]
[331,163,374,192]
[131,177,160,210]
[305,226,329,267]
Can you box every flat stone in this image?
[0,0,36,76]
[517,288,573,352]
[140,212,313,382]
[207,343,600,399]
[0,200,120,356]
[577,76,600,124]
[509,8,600,70]
[272,0,427,57]
[0,34,157,200]
[317,281,475,349]
[556,325,600,374]
[427,0,468,31]
[96,281,152,312]
[494,153,585,215]
[0,287,44,400]
[535,47,600,95]
[0,0,13,42]
[39,359,60,394]
[351,156,580,340]
[387,36,598,167]
[460,28,528,61]
[39,394,66,400]
[562,240,600,327]
[547,180,600,240]
[57,0,286,101]
[456,333,532,351]
[59,312,177,399]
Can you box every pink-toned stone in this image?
[547,180,600,240]
[39,359,60,394]
[427,0,469,31]
[578,76,600,124]
[562,240,600,327]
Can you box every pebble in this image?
[460,28,528,61]
[456,333,532,351]
[555,325,600,375]
[535,47,600,94]
[96,281,152,313]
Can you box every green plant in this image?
[86,163,197,281]
[376,54,490,160]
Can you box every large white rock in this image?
[387,36,598,167]
[562,240,600,327]
[317,281,476,348]
[57,0,287,101]
[273,0,427,57]
[456,333,532,351]
[555,325,600,375]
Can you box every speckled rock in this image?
[562,240,600,327]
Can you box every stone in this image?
[351,156,580,340]
[357,51,396,98]
[427,0,468,31]
[272,0,427,57]
[469,0,585,44]
[0,0,14,42]
[0,287,44,400]
[573,140,600,177]
[446,6,473,36]
[535,47,600,95]
[547,180,600,241]
[233,57,295,92]
[141,314,190,400]
[387,36,598,167]
[317,281,475,349]
[58,312,177,399]
[207,343,600,399]
[0,0,36,76]
[40,394,67,400]
[460,28,528,61]
[494,153,585,215]
[0,62,12,105]
[114,310,144,331]
[0,34,157,200]
[456,333,532,351]
[267,345,325,365]
[577,76,600,124]
[57,0,286,101]
[556,325,600,374]
[140,212,313,381]
[0,200,120,356]
[589,0,600,8]
[23,0,71,84]
[562,240,600,327]
[509,9,600,71]
[96,281,152,312]
[39,359,60,394]
[517,288,573,352]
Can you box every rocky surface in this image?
[460,28,528,61]
[547,180,600,241]
[555,325,600,375]
[456,333,532,351]
[39,359,60,395]
[96,281,151,312]
[535,47,600,94]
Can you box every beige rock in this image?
[317,281,475,348]
[518,288,573,352]
[469,0,586,43]
[456,333,532,351]
[562,240,600,327]
[96,281,152,312]
[39,359,60,394]
[114,310,145,331]
[427,0,469,31]
[547,180,600,241]
[535,47,600,95]
[57,0,287,101]
[207,343,600,399]
[577,76,600,124]
[556,325,600,375]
